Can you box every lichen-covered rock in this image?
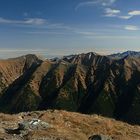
[18,119,51,130]
[5,118,52,137]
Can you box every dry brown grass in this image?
[0,110,140,140]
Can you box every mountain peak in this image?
[108,51,140,59]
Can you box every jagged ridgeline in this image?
[0,52,140,124]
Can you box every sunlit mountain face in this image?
[0,0,139,58]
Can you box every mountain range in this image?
[108,51,140,59]
[0,51,140,125]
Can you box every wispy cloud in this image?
[0,17,74,30]
[105,9,140,20]
[75,0,99,10]
[75,31,96,36]
[76,0,140,21]
[104,8,129,19]
[120,10,140,19]
[76,0,117,10]
[104,8,120,17]
[102,0,116,6]
[0,17,76,36]
[124,25,139,31]
[0,17,47,25]
[128,10,140,16]
[118,15,132,19]
[26,31,67,35]
[85,35,140,40]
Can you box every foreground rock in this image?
[88,134,112,140]
[5,119,52,137]
[0,110,140,140]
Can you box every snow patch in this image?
[88,53,92,59]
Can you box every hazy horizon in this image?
[0,0,140,58]
[0,49,140,59]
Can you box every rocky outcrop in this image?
[5,118,52,137]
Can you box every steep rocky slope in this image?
[0,52,140,125]
[0,54,42,94]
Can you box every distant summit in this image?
[51,51,140,61]
[108,51,140,59]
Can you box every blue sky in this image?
[0,0,140,58]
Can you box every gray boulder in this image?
[5,118,52,136]
[18,118,51,130]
